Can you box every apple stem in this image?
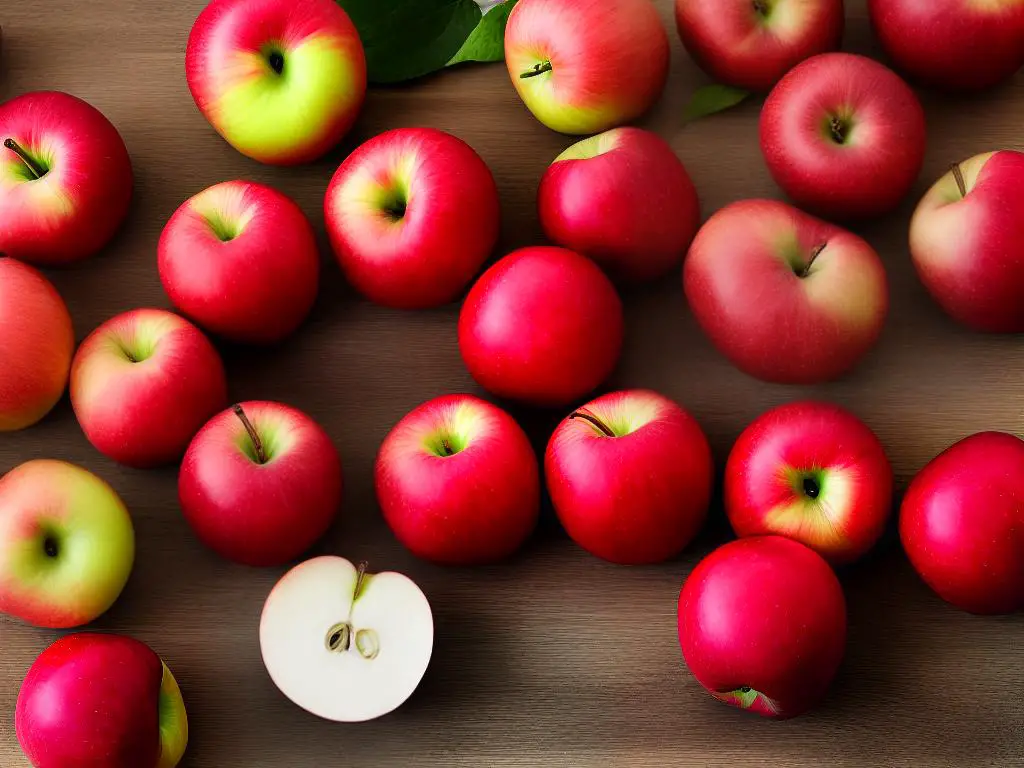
[950,162,967,198]
[520,61,552,79]
[3,138,46,180]
[570,410,615,438]
[354,560,369,600]
[800,243,826,278]
[232,404,267,464]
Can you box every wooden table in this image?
[1,1,1021,766]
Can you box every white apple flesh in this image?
[259,556,433,723]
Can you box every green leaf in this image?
[447,0,519,66]
[338,0,482,84]
[683,84,751,122]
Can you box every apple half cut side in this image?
[259,555,434,722]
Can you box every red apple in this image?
[545,389,714,565]
[675,0,844,92]
[725,400,893,565]
[760,52,927,221]
[0,257,75,432]
[909,149,1024,333]
[16,632,189,768]
[0,91,133,266]
[900,431,1024,615]
[375,394,540,566]
[868,0,1024,92]
[537,127,701,283]
[683,199,888,384]
[70,309,228,468]
[158,180,320,345]
[325,128,500,310]
[186,0,366,165]
[504,0,670,135]
[459,246,624,407]
[678,535,847,719]
[179,401,343,567]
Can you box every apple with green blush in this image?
[504,0,670,135]
[186,0,367,165]
[70,308,229,468]
[0,90,133,266]
[179,401,343,567]
[324,127,500,310]
[0,459,135,628]
[538,127,701,283]
[375,394,540,565]
[677,535,847,719]
[725,400,894,565]
[16,632,188,768]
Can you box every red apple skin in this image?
[0,258,75,432]
[909,150,1024,333]
[674,0,844,92]
[760,52,927,221]
[868,0,1024,92]
[545,389,714,565]
[70,309,229,468]
[899,431,1024,615]
[325,127,500,310]
[158,181,320,345]
[683,199,888,385]
[725,400,893,565]
[678,535,847,719]
[16,633,176,768]
[458,246,624,407]
[375,394,540,566]
[538,127,701,283]
[0,91,133,266]
[179,401,343,567]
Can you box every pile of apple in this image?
[1,0,1023,763]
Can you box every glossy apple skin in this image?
[0,258,75,432]
[545,389,714,564]
[459,246,624,406]
[900,431,1024,615]
[186,0,366,165]
[538,127,701,283]
[678,535,847,719]
[683,199,888,384]
[16,632,188,768]
[725,401,893,565]
[325,128,500,309]
[675,0,844,92]
[179,401,343,566]
[505,0,669,135]
[868,0,1024,92]
[909,150,1024,333]
[70,309,229,468]
[158,181,319,344]
[375,394,540,565]
[0,91,133,266]
[0,459,135,628]
[760,52,927,221]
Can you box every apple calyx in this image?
[569,410,615,438]
[3,138,47,180]
[801,475,821,499]
[232,404,267,464]
[950,162,968,198]
[440,437,455,456]
[752,0,771,17]
[520,61,553,79]
[267,51,285,76]
[42,534,59,558]
[324,561,380,661]
[828,117,849,146]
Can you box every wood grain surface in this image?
[1,1,1022,766]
